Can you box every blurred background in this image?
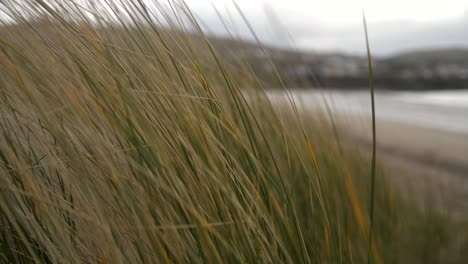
[185,0,468,209]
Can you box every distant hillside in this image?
[387,48,468,66]
[207,39,468,89]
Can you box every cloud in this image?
[2,0,466,56]
[189,3,468,56]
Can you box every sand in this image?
[338,115,468,215]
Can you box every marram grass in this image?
[0,1,467,263]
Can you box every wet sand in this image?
[339,116,468,214]
[341,116,468,174]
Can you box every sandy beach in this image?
[269,89,468,213]
[339,116,468,214]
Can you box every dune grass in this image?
[362,13,377,264]
[0,1,467,263]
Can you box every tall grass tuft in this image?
[0,1,467,263]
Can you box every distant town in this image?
[218,40,468,90]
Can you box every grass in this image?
[0,1,468,263]
[363,12,377,264]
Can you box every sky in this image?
[184,0,468,56]
[1,0,466,56]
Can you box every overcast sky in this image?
[184,0,468,56]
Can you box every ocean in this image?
[267,89,468,133]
